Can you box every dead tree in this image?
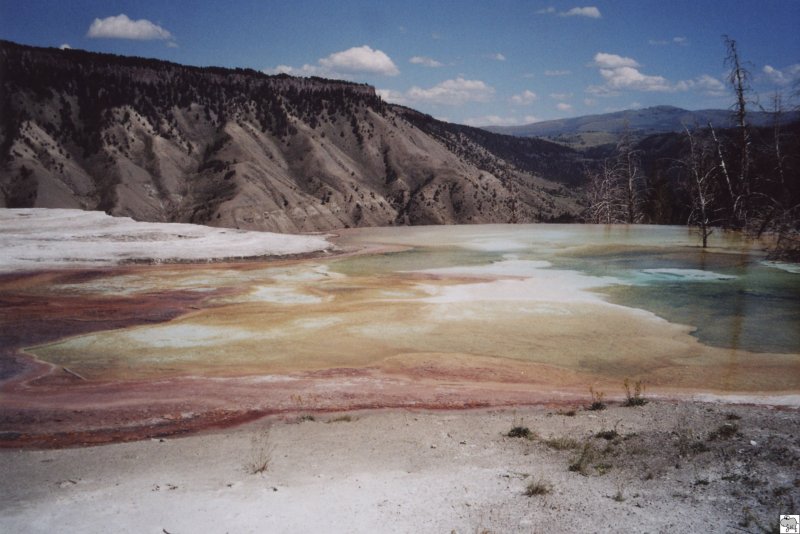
[724,35,753,227]
[753,90,800,259]
[616,123,644,224]
[683,127,718,248]
[586,159,626,224]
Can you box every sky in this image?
[1,0,798,126]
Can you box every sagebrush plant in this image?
[623,378,647,407]
[507,414,535,439]
[708,422,738,441]
[588,386,606,411]
[568,440,598,475]
[544,436,580,450]
[508,426,534,439]
[524,478,553,497]
[595,429,619,441]
[328,414,353,423]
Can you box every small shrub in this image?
[623,378,648,407]
[595,462,613,475]
[328,415,353,423]
[569,441,597,475]
[773,486,791,497]
[246,428,274,475]
[508,426,533,439]
[297,414,315,422]
[708,422,738,441]
[525,478,553,496]
[556,408,577,416]
[544,436,580,450]
[612,488,625,502]
[595,429,619,441]
[588,386,606,411]
[725,413,741,421]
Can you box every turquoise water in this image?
[334,224,800,354]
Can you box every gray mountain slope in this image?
[0,40,582,232]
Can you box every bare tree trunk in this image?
[585,159,625,224]
[724,35,752,227]
[684,127,715,248]
[616,122,641,224]
[771,91,786,188]
[708,122,735,220]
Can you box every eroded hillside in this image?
[0,41,583,232]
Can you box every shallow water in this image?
[27,224,800,393]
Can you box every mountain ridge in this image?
[485,105,798,148]
[0,40,582,232]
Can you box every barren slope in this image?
[0,40,582,232]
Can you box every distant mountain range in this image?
[485,105,799,148]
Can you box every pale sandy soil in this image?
[1,402,798,534]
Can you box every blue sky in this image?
[1,0,798,126]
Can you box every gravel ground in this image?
[1,401,798,533]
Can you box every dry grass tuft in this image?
[246,428,275,475]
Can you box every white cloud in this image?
[376,88,408,105]
[266,45,399,78]
[590,52,673,92]
[544,69,571,76]
[319,45,399,76]
[166,41,179,48]
[59,43,72,50]
[556,102,574,111]
[550,92,573,100]
[586,84,619,97]
[671,74,726,97]
[584,98,597,106]
[539,5,601,18]
[594,52,639,69]
[599,66,672,92]
[405,77,495,106]
[561,6,601,18]
[87,14,173,40]
[650,37,689,47]
[510,90,537,105]
[464,115,538,127]
[488,52,506,61]
[692,74,726,96]
[763,64,800,86]
[410,55,443,68]
[381,78,495,107]
[590,52,730,97]
[266,64,323,76]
